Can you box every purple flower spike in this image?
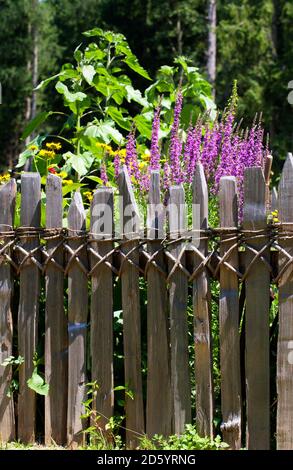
[169,92,183,184]
[150,106,161,170]
[100,163,108,186]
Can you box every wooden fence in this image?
[0,154,293,450]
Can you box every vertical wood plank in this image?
[45,174,67,445]
[0,179,16,442]
[67,192,88,447]
[90,187,114,431]
[264,154,273,211]
[219,176,241,449]
[118,166,144,448]
[146,171,171,437]
[18,173,41,443]
[271,187,278,212]
[192,163,214,437]
[168,184,191,434]
[277,153,293,449]
[243,167,270,449]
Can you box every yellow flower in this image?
[271,209,279,223]
[46,142,62,151]
[29,145,38,152]
[84,191,93,201]
[59,171,67,179]
[96,142,113,153]
[39,149,56,159]
[141,149,151,162]
[62,179,74,185]
[139,161,147,171]
[0,173,10,184]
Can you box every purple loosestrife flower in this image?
[214,111,234,193]
[114,152,121,179]
[183,126,194,182]
[188,121,202,183]
[125,130,140,183]
[254,120,265,167]
[169,92,183,184]
[100,163,108,186]
[200,123,220,180]
[163,161,171,190]
[150,106,161,170]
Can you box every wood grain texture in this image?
[45,175,67,445]
[0,179,16,442]
[67,192,88,447]
[219,176,241,449]
[192,163,214,437]
[146,171,171,437]
[118,166,144,448]
[277,153,293,449]
[90,187,114,431]
[168,184,191,434]
[18,173,41,443]
[243,167,270,450]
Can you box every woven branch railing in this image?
[0,156,293,450]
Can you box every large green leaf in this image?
[134,114,152,139]
[123,56,151,80]
[125,85,149,107]
[21,111,51,140]
[81,65,96,85]
[56,82,87,103]
[107,106,131,131]
[64,151,94,176]
[84,122,123,145]
[27,368,49,396]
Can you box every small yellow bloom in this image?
[139,161,147,171]
[59,171,68,179]
[39,149,56,159]
[141,150,151,162]
[84,191,93,201]
[29,145,38,152]
[46,142,62,151]
[62,179,74,185]
[0,173,10,184]
[96,142,112,153]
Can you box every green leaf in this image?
[62,183,83,196]
[64,151,94,177]
[125,85,149,107]
[21,111,51,140]
[107,106,131,131]
[123,56,151,80]
[56,82,87,103]
[83,27,104,38]
[27,368,49,396]
[81,65,96,85]
[35,73,62,91]
[84,122,123,145]
[85,176,104,185]
[134,114,152,139]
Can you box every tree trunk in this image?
[207,0,217,97]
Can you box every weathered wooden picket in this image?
[0,154,293,450]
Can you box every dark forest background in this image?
[0,0,292,176]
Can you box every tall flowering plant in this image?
[112,83,269,220]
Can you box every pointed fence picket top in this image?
[118,166,144,447]
[264,154,273,210]
[243,166,270,450]
[146,171,171,437]
[192,163,214,438]
[18,173,41,443]
[219,176,241,449]
[90,187,114,433]
[0,179,16,442]
[168,184,191,434]
[67,192,88,448]
[277,153,293,449]
[45,174,67,445]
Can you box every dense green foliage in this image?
[0,0,292,173]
